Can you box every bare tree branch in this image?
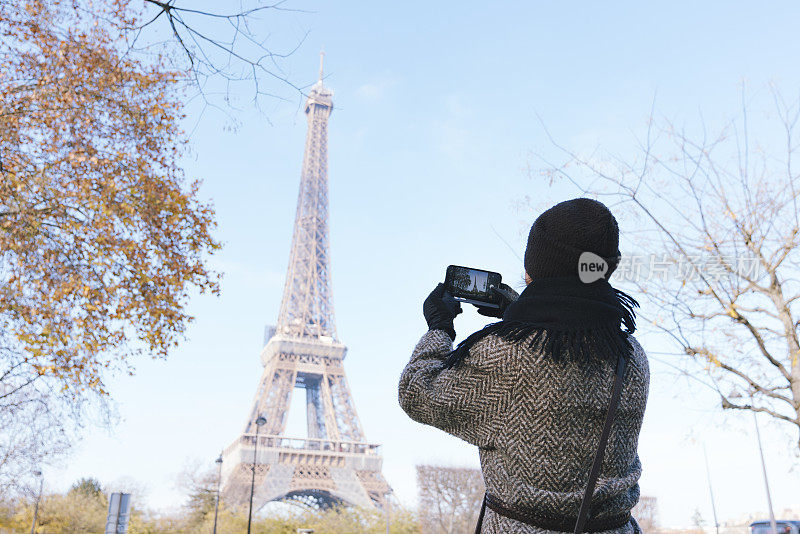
[533,85,800,448]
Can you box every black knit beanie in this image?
[524,198,621,280]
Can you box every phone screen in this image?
[444,265,502,306]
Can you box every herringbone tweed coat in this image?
[398,329,649,534]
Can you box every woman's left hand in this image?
[423,283,462,340]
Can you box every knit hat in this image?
[524,198,621,280]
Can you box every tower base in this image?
[221,434,391,510]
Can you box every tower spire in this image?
[318,50,325,83]
[276,56,335,339]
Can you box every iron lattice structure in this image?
[221,57,391,511]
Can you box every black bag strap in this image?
[573,352,628,534]
[474,494,487,534]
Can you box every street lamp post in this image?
[702,444,720,534]
[247,415,267,534]
[30,470,43,534]
[384,490,392,534]
[753,409,778,534]
[212,453,223,534]
[734,389,779,534]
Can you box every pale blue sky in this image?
[46,1,800,528]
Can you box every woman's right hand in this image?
[476,283,518,318]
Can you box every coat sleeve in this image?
[397,329,518,448]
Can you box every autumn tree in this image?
[538,85,800,448]
[176,462,219,526]
[1,0,222,396]
[1,0,309,382]
[416,464,484,534]
[0,0,223,491]
[0,480,108,533]
[69,477,104,499]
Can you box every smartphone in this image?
[444,265,502,308]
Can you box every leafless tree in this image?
[175,460,220,522]
[536,85,800,450]
[0,337,118,498]
[416,464,484,534]
[0,364,72,496]
[633,496,659,532]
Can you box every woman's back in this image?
[399,329,649,534]
[474,333,649,533]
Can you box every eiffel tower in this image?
[221,55,391,510]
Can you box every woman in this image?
[398,198,649,533]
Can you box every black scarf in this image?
[442,276,639,369]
